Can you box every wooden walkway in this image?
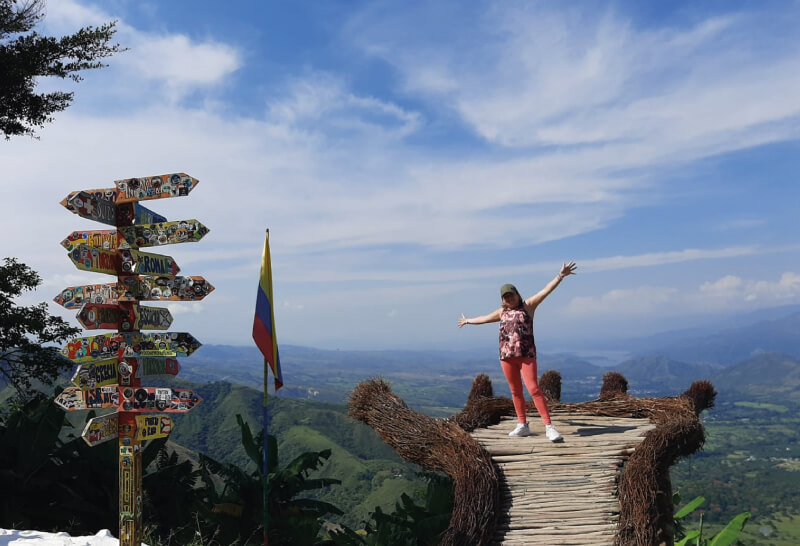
[470,410,655,545]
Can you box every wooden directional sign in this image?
[55,276,214,309]
[71,357,120,389]
[135,415,173,441]
[56,282,120,309]
[114,173,199,203]
[77,303,173,331]
[120,249,180,276]
[68,191,118,226]
[68,245,118,275]
[82,413,118,447]
[118,219,209,248]
[61,188,119,213]
[134,357,180,377]
[69,245,180,277]
[118,357,180,386]
[118,387,201,413]
[61,332,201,363]
[61,230,130,251]
[55,386,119,411]
[118,275,213,302]
[62,333,123,363]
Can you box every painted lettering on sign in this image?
[82,414,118,447]
[69,245,118,275]
[135,306,172,330]
[68,192,117,226]
[140,357,179,376]
[78,304,120,330]
[135,415,172,441]
[61,230,129,251]
[72,358,119,389]
[85,386,119,408]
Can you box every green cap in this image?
[500,284,518,297]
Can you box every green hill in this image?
[713,352,800,401]
[612,355,722,395]
[163,380,427,529]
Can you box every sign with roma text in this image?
[69,246,180,277]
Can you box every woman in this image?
[459,262,577,440]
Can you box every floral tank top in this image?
[499,306,536,359]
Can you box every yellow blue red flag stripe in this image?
[253,230,282,390]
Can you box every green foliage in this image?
[330,472,453,546]
[0,257,80,404]
[673,491,751,546]
[0,0,124,138]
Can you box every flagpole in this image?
[263,228,270,546]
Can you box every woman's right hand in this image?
[458,313,469,328]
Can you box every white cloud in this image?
[565,272,800,319]
[566,286,679,316]
[123,34,241,99]
[166,302,204,316]
[698,272,800,306]
[348,4,800,166]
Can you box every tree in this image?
[0,257,79,403]
[0,0,123,139]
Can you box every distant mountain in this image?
[645,312,800,366]
[712,352,800,401]
[612,356,723,395]
[538,354,603,380]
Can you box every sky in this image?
[2,0,799,353]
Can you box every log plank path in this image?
[470,409,655,545]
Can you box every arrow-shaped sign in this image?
[135,415,173,441]
[61,332,202,363]
[118,387,201,413]
[77,304,173,331]
[71,357,120,389]
[114,173,199,204]
[61,230,130,252]
[68,191,118,226]
[82,413,118,447]
[55,386,119,411]
[55,276,214,309]
[68,245,180,277]
[61,188,119,213]
[118,357,180,386]
[118,219,209,248]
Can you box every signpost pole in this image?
[55,173,208,546]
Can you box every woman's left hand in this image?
[560,261,577,278]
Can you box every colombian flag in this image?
[253,230,283,391]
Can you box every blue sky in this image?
[2,0,799,353]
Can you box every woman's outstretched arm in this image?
[525,261,577,310]
[458,309,502,328]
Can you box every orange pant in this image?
[501,356,552,425]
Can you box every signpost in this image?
[54,172,208,546]
[54,276,214,309]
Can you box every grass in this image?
[734,401,790,413]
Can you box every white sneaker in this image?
[545,424,563,442]
[509,423,531,437]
